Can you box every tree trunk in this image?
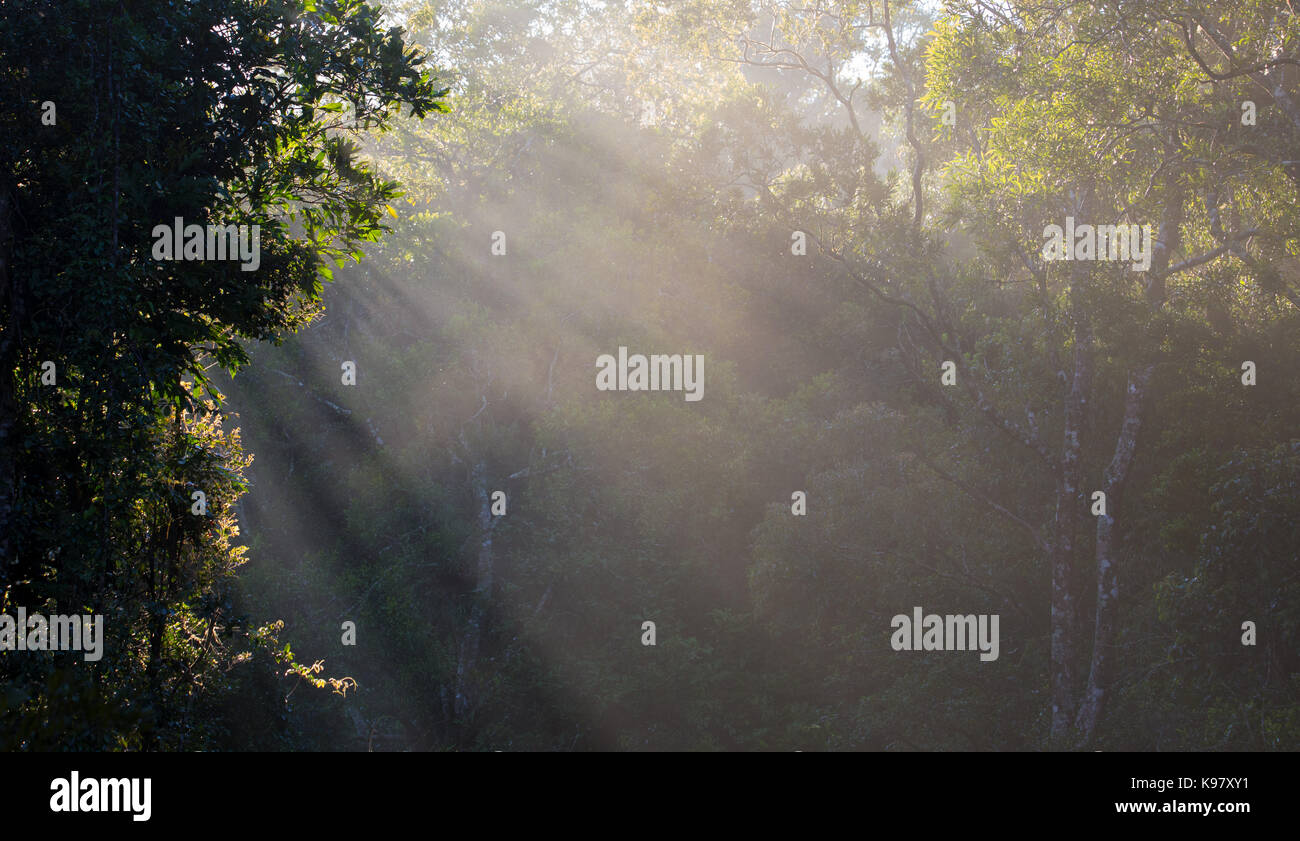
[1074,363,1154,742]
[454,457,495,720]
[1073,179,1181,742]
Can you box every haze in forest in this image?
[3,0,1295,752]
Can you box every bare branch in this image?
[912,451,1050,554]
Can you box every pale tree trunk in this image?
[1072,183,1182,743]
[1074,363,1154,741]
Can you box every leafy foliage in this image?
[0,0,444,749]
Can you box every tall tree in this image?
[0,0,445,748]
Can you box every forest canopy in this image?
[1,0,1297,751]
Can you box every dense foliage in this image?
[3,0,1296,751]
[0,0,445,749]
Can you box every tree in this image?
[0,0,446,748]
[924,0,1299,744]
